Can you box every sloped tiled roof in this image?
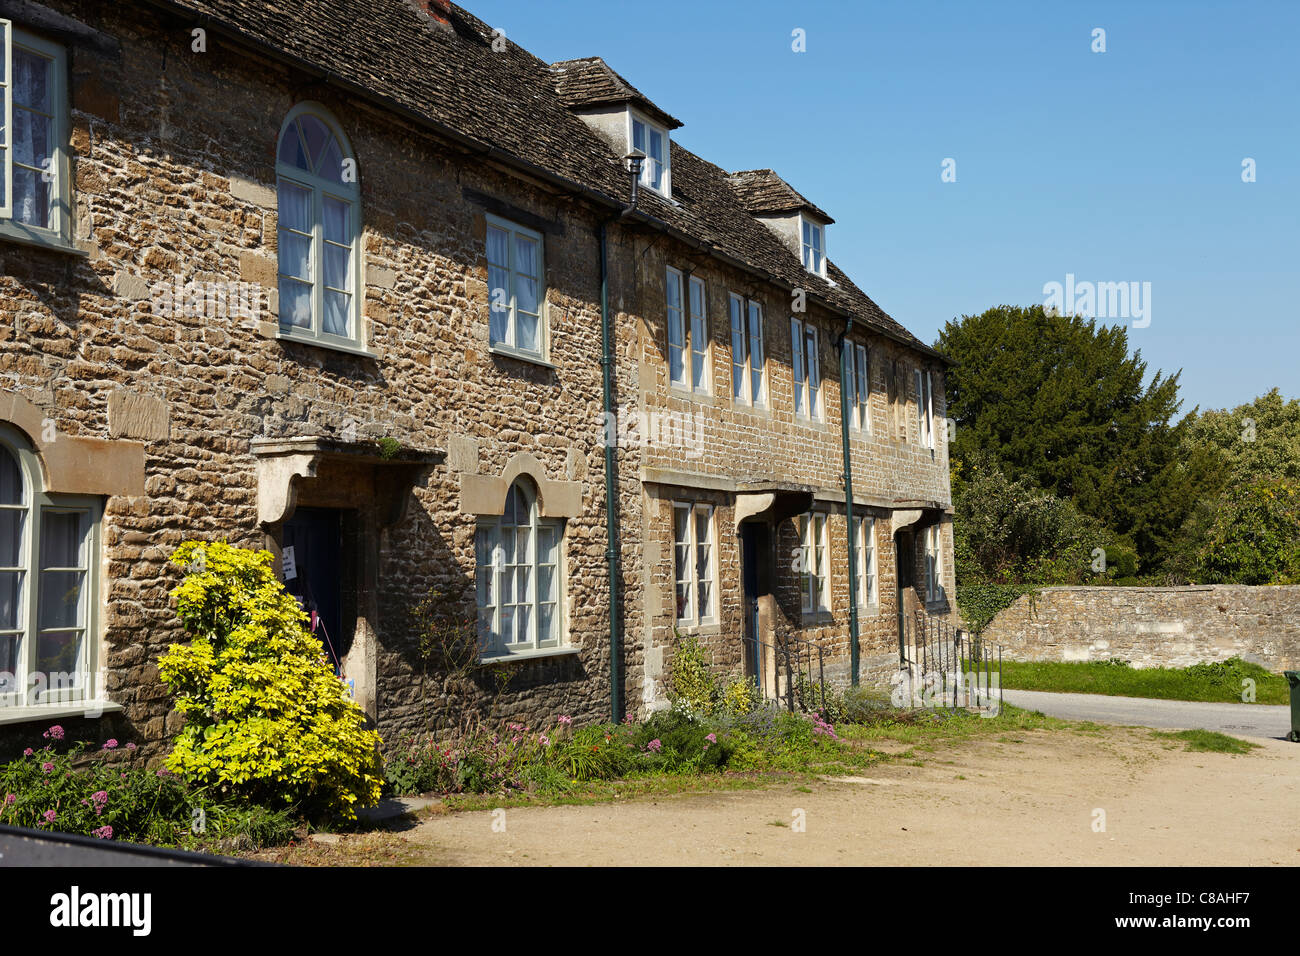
[727,169,834,224]
[551,56,682,130]
[140,0,939,359]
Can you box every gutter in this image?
[834,319,861,686]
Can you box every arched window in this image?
[475,480,562,659]
[275,103,361,348]
[0,426,100,707]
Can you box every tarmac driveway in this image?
[1002,689,1293,739]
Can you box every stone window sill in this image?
[0,700,124,727]
[801,610,834,626]
[488,344,557,370]
[271,327,379,359]
[675,621,721,637]
[0,224,89,257]
[480,645,579,665]
[667,386,715,406]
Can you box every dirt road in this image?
[400,727,1299,866]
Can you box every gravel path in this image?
[1002,689,1293,739]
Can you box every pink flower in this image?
[539,734,551,747]
[102,739,118,750]
[91,790,108,805]
[41,762,53,773]
[44,725,64,741]
[125,742,137,751]
[557,715,572,725]
[646,738,662,753]
[42,810,56,824]
[22,748,33,757]
[92,825,113,840]
[706,733,717,743]
[3,793,14,805]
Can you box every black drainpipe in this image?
[835,318,861,685]
[598,158,642,722]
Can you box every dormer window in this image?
[630,112,669,196]
[801,216,825,275]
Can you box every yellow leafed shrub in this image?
[158,541,383,821]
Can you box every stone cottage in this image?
[0,0,954,756]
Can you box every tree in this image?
[1195,477,1300,585]
[1184,388,1300,486]
[938,305,1217,570]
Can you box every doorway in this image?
[739,521,771,681]
[282,506,351,674]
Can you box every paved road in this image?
[1002,689,1294,740]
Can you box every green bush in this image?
[0,728,294,849]
[667,634,719,718]
[158,541,384,822]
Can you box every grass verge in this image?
[997,657,1288,704]
[1150,729,1261,755]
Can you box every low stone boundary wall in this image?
[981,585,1300,671]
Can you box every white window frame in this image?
[798,512,829,616]
[924,523,944,603]
[628,109,671,198]
[914,367,934,449]
[475,481,564,660]
[0,24,72,248]
[672,501,716,626]
[275,102,365,351]
[0,425,102,709]
[729,293,766,407]
[800,215,826,277]
[853,515,877,609]
[845,340,870,432]
[666,269,709,393]
[486,213,548,361]
[790,317,821,420]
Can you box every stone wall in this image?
[982,586,1300,672]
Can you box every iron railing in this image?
[749,630,827,713]
[899,610,1003,713]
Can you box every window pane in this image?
[0,635,18,678]
[539,526,556,563]
[317,136,344,183]
[632,120,645,152]
[277,180,312,233]
[0,449,20,505]
[38,570,83,630]
[0,511,22,566]
[13,48,49,112]
[13,108,50,168]
[515,273,539,316]
[323,291,350,337]
[748,304,763,404]
[790,320,805,416]
[322,196,350,244]
[538,604,555,643]
[488,263,509,344]
[538,565,555,604]
[323,243,351,291]
[278,278,311,328]
[486,226,509,267]
[36,631,80,685]
[806,328,819,416]
[516,310,539,353]
[514,234,538,279]
[514,603,531,645]
[40,511,84,569]
[0,571,22,630]
[298,115,331,171]
[697,581,713,620]
[13,165,49,229]
[278,231,311,280]
[278,124,310,170]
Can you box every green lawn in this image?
[996,657,1290,704]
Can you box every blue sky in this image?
[472,0,1298,414]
